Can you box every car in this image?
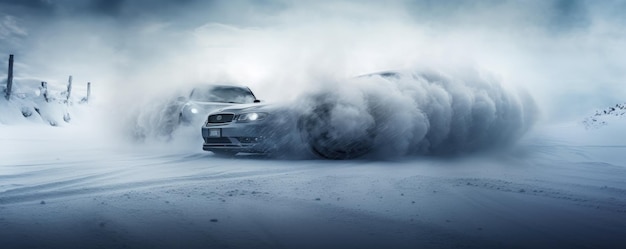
[200,74,396,159]
[201,98,374,159]
[176,84,260,125]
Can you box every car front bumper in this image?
[201,122,271,153]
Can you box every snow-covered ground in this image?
[2,1,626,248]
[1,118,625,248]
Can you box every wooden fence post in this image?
[5,54,13,100]
[86,82,91,103]
[41,81,49,102]
[66,75,73,102]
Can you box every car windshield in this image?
[189,86,256,104]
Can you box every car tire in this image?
[298,102,374,160]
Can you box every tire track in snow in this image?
[451,178,626,214]
[0,153,309,205]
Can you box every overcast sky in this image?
[1,0,625,122]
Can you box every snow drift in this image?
[0,77,88,126]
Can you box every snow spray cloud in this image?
[1,0,625,139]
[282,69,537,158]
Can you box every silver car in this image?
[200,73,408,159]
[201,92,376,159]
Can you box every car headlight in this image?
[237,112,268,122]
[183,104,200,115]
[181,104,201,123]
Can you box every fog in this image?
[3,2,626,248]
[2,0,626,138]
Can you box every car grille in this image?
[205,137,231,144]
[207,114,235,123]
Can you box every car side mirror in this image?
[254,99,261,103]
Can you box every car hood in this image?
[214,103,272,114]
[186,101,242,111]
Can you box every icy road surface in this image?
[1,124,626,249]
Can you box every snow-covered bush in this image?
[582,103,626,129]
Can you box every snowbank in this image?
[0,76,90,126]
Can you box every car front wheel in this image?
[298,102,374,160]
